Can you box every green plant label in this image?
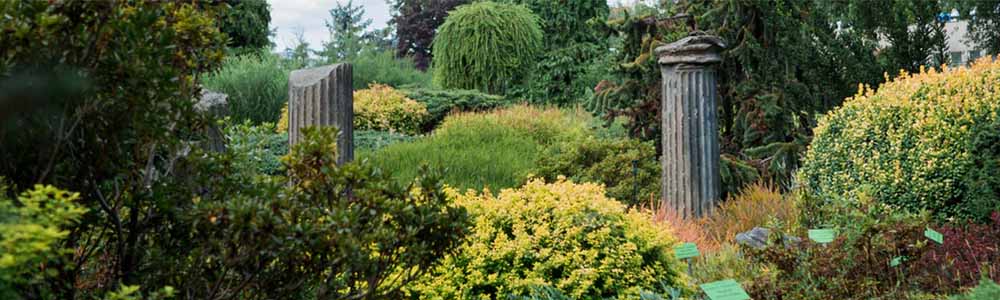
[674,242,700,260]
[890,256,905,267]
[808,229,836,244]
[701,279,750,300]
[925,227,944,244]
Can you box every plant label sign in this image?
[701,279,750,300]
[925,227,943,244]
[808,229,836,244]
[674,242,700,260]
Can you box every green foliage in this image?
[223,120,287,176]
[953,0,1000,55]
[0,185,87,298]
[321,0,373,61]
[366,105,591,191]
[0,2,226,295]
[432,1,543,94]
[217,0,272,52]
[799,59,1000,221]
[355,130,417,152]
[203,49,292,124]
[533,137,659,206]
[390,0,468,70]
[951,279,1000,300]
[501,0,609,105]
[831,0,948,73]
[101,285,175,300]
[172,127,469,299]
[412,179,687,299]
[352,49,433,90]
[400,87,511,131]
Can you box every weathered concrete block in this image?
[287,63,353,165]
[656,32,726,218]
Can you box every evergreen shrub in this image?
[401,87,511,131]
[352,50,433,90]
[432,1,543,94]
[533,137,659,206]
[799,59,1000,221]
[412,178,687,299]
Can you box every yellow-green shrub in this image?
[277,84,429,135]
[354,83,429,134]
[799,58,1000,221]
[411,178,688,299]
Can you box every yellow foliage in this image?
[412,178,690,299]
[800,57,1000,220]
[277,83,429,135]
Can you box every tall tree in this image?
[218,0,273,52]
[321,0,372,62]
[834,0,948,73]
[390,0,468,70]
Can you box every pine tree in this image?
[321,0,372,62]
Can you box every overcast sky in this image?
[268,0,652,52]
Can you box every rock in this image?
[735,227,771,249]
[197,88,228,152]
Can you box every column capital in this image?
[655,32,726,66]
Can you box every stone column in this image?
[288,63,354,165]
[656,33,726,218]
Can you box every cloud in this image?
[269,0,391,52]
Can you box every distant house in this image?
[941,10,988,66]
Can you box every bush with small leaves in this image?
[411,178,688,299]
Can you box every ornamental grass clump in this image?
[432,1,543,94]
[412,178,688,299]
[799,58,1000,221]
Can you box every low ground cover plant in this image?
[366,105,592,191]
[401,87,511,132]
[800,59,1000,221]
[411,178,687,299]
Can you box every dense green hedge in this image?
[799,60,1000,221]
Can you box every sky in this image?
[268,0,653,52]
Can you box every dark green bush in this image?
[176,127,469,299]
[400,87,511,131]
[799,59,1000,221]
[533,137,658,206]
[223,120,287,176]
[203,49,292,124]
[432,1,543,94]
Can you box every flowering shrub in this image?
[278,84,429,135]
[411,178,688,299]
[354,83,429,134]
[799,58,1000,221]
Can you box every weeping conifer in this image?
[432,1,542,94]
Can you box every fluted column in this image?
[656,33,726,218]
[288,63,353,165]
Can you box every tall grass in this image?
[363,105,592,192]
[352,50,433,90]
[653,182,799,253]
[203,50,292,124]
